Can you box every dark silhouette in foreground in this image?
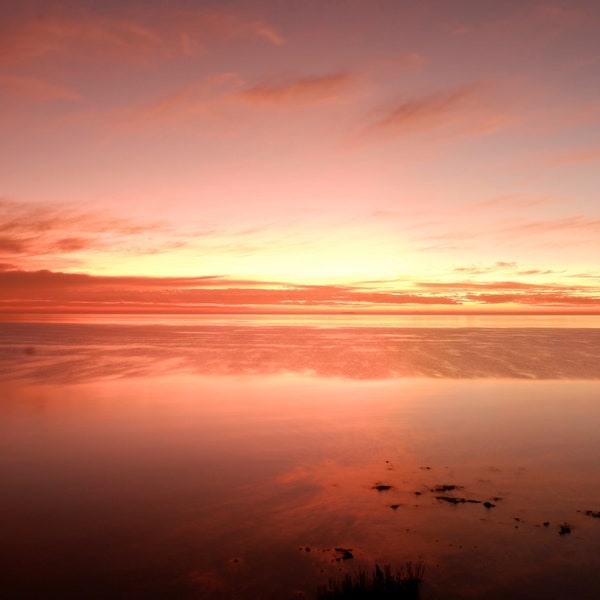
[317,562,424,599]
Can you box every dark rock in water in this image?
[543,522,550,527]
[420,466,431,470]
[437,496,481,505]
[334,547,354,560]
[436,496,461,504]
[373,484,392,491]
[584,510,600,518]
[414,491,422,496]
[483,502,496,508]
[390,504,400,510]
[305,547,311,552]
[432,484,461,492]
[559,523,571,535]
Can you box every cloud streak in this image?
[0,269,598,314]
[0,199,170,263]
[0,5,284,67]
[238,73,352,104]
[0,74,81,102]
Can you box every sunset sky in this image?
[1,0,599,313]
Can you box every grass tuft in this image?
[317,562,425,599]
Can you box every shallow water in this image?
[1,316,599,599]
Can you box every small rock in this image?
[305,547,311,552]
[433,484,460,492]
[483,502,495,509]
[436,496,461,504]
[373,484,392,491]
[559,523,571,535]
[334,547,354,560]
[390,504,400,510]
[543,522,550,527]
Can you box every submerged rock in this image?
[432,484,461,492]
[559,523,571,535]
[436,496,461,504]
[334,548,354,560]
[436,496,481,505]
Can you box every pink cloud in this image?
[534,3,585,26]
[366,85,475,132]
[119,73,245,132]
[453,262,519,275]
[1,269,598,315]
[121,71,354,133]
[418,280,590,292]
[550,146,600,166]
[359,83,510,139]
[238,73,352,104]
[497,216,600,236]
[0,199,171,262]
[0,6,283,67]
[0,74,81,101]
[0,269,461,313]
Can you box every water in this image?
[1,315,599,598]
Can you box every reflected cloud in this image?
[1,322,600,384]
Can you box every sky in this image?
[1,0,599,314]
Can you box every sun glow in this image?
[0,1,599,314]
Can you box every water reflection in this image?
[1,321,600,383]
[1,374,600,598]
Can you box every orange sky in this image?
[1,0,599,314]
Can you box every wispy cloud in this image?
[238,73,352,104]
[0,6,283,67]
[359,82,510,139]
[0,269,462,312]
[454,262,519,275]
[120,71,355,133]
[0,74,81,101]
[496,215,600,237]
[365,85,475,133]
[549,146,600,166]
[0,199,170,262]
[1,269,598,314]
[121,73,244,131]
[533,3,585,27]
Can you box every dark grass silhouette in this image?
[317,562,424,599]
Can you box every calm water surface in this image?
[1,315,599,599]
